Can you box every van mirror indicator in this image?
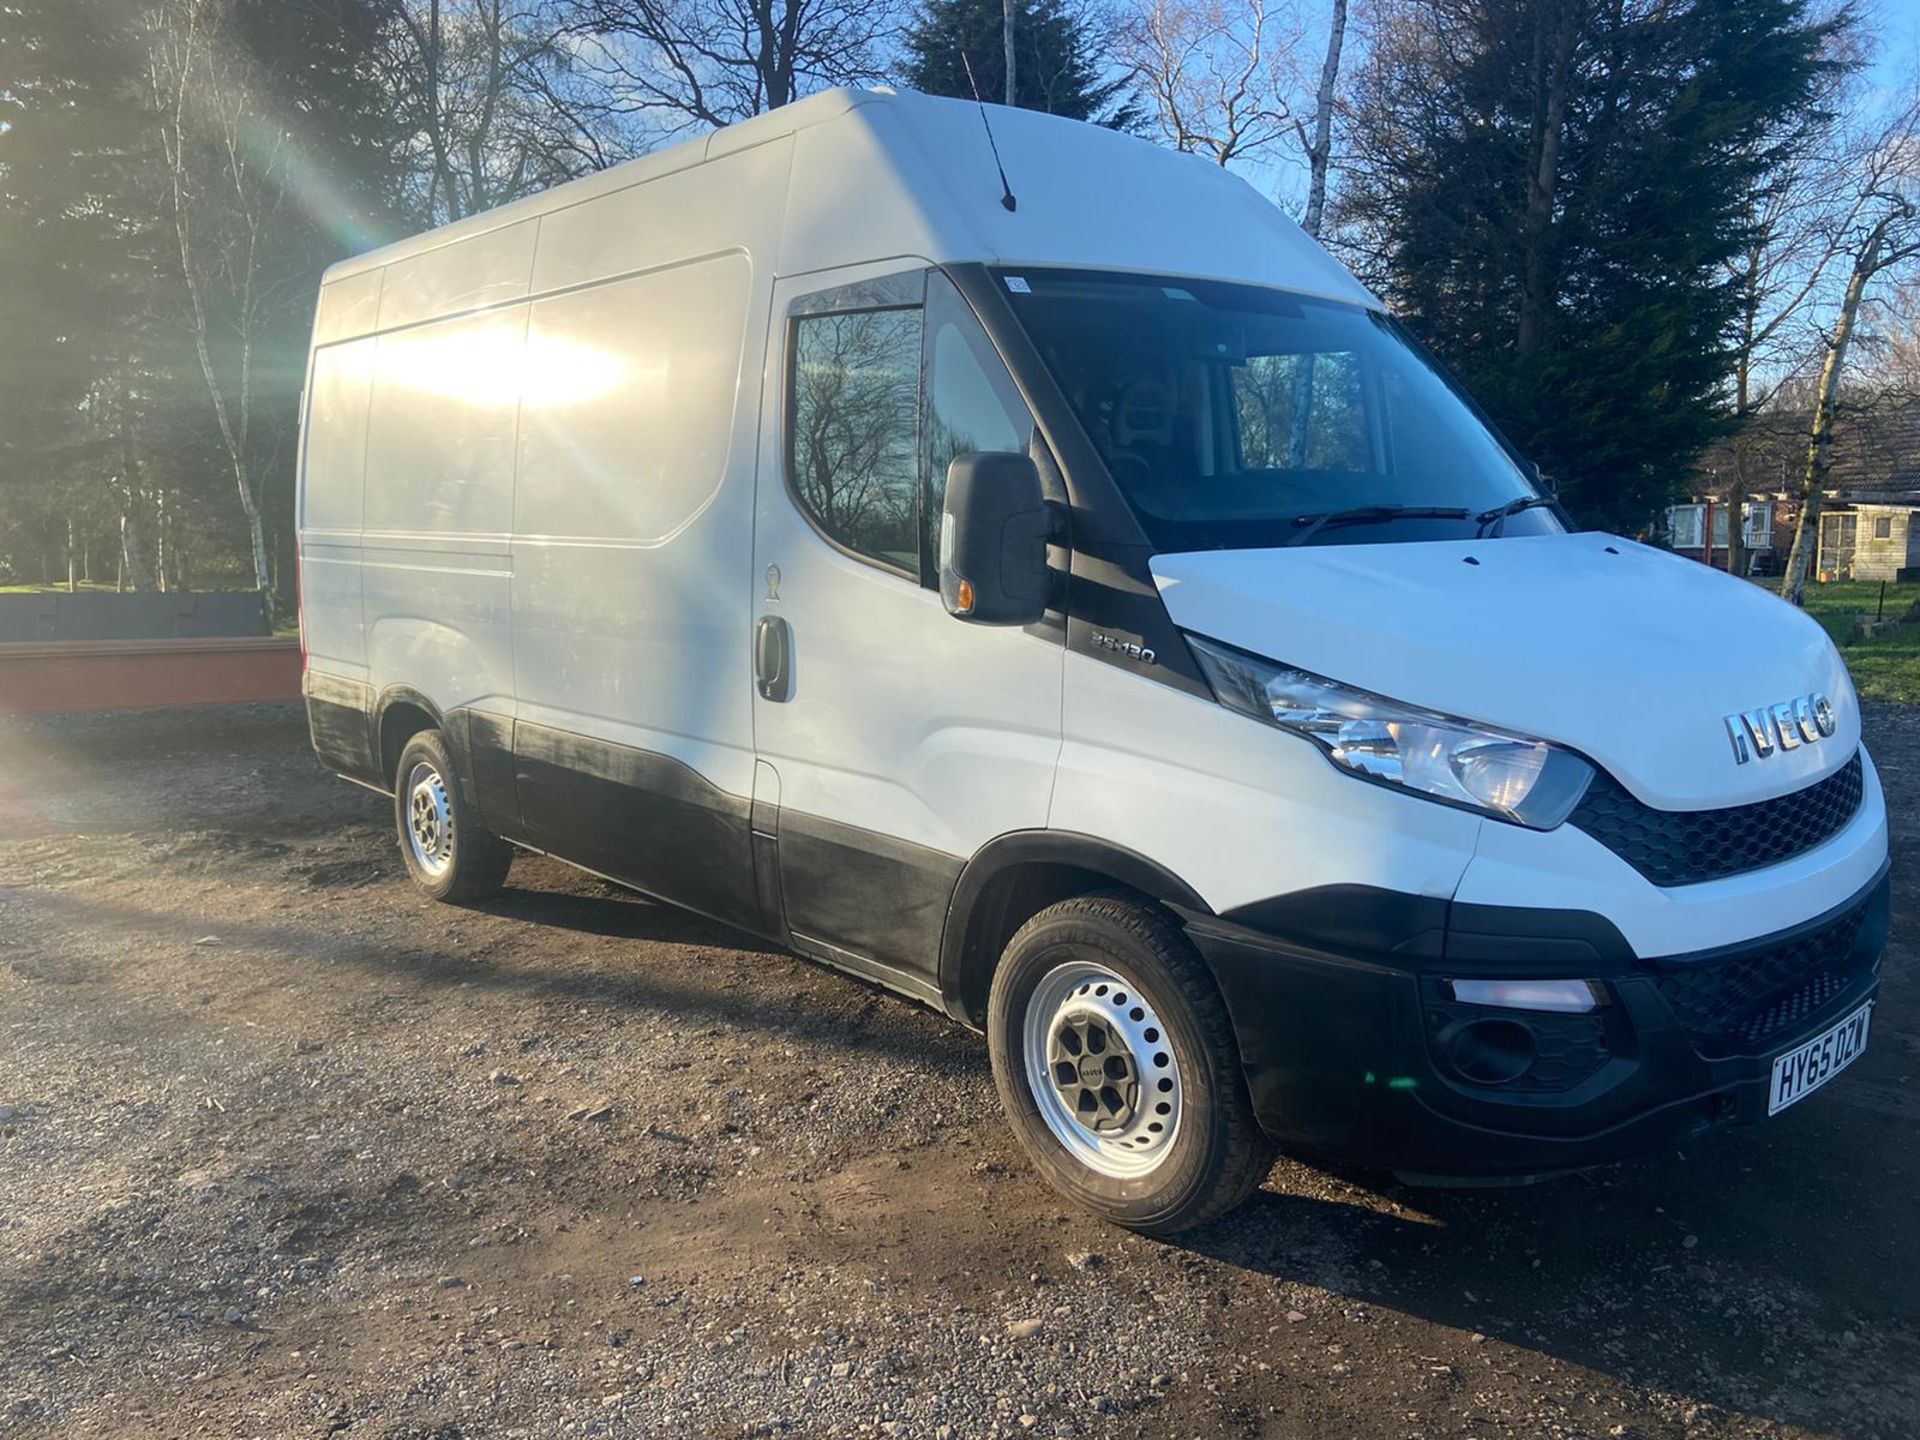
[940,452,1052,626]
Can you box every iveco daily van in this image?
[297,88,1889,1233]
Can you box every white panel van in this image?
[298,88,1889,1233]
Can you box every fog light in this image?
[1446,978,1606,1013]
[1445,1018,1537,1085]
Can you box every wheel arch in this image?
[373,686,446,790]
[938,831,1212,1028]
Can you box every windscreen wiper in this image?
[1285,504,1471,547]
[1475,494,1557,537]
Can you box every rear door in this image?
[749,263,1066,992]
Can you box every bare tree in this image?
[1296,0,1344,237]
[1124,0,1299,168]
[1004,0,1017,106]
[1123,0,1351,240]
[381,0,616,222]
[147,0,281,619]
[1714,13,1866,578]
[1781,88,1920,606]
[1862,272,1920,397]
[553,0,890,139]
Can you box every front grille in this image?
[1645,891,1875,1055]
[1570,752,1862,888]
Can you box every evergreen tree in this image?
[1341,0,1844,532]
[0,0,415,592]
[901,0,1140,128]
[0,0,168,584]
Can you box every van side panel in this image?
[376,218,538,332]
[300,337,375,680]
[528,143,781,293]
[361,301,527,764]
[508,255,756,885]
[505,141,790,925]
[299,322,378,780]
[512,721,756,927]
[312,269,383,347]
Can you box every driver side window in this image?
[788,274,1035,587]
[789,307,925,577]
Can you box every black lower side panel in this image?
[304,671,379,786]
[777,810,962,988]
[464,710,523,837]
[511,721,761,935]
[318,695,958,991]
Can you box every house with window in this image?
[1817,501,1920,581]
[1669,402,1920,580]
[1665,497,1777,568]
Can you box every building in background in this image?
[1667,403,1920,581]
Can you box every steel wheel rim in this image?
[405,761,454,878]
[1023,960,1184,1178]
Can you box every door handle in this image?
[755,615,792,702]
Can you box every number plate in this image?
[1768,1002,1871,1116]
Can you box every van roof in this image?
[321,87,1374,310]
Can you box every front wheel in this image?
[987,893,1277,1235]
[392,729,513,903]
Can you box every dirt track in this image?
[1,703,1916,1440]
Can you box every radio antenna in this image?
[959,52,1018,213]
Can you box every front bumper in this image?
[1183,864,1890,1178]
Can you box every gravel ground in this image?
[0,702,1916,1440]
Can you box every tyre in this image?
[392,729,513,903]
[987,893,1277,1235]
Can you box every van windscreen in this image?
[997,270,1560,552]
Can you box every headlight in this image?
[1187,635,1593,828]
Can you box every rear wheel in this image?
[392,729,512,903]
[987,893,1277,1234]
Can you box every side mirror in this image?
[940,451,1052,626]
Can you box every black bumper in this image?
[1183,866,1890,1178]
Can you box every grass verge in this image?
[1779,578,1920,705]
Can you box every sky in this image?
[1869,0,1920,97]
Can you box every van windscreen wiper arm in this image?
[1475,494,1557,536]
[1285,504,1471,547]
